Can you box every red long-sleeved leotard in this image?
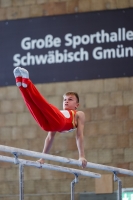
[19,79,77,132]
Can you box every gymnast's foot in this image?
[13,67,22,87]
[19,67,29,88]
[36,158,45,164]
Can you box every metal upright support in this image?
[13,152,19,164]
[13,152,24,199]
[71,173,79,200]
[113,172,122,200]
[19,164,24,200]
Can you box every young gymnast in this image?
[13,67,87,168]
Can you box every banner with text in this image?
[0,8,133,86]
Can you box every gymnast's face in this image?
[63,95,79,110]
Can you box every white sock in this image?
[13,67,22,87]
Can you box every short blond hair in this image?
[63,91,79,103]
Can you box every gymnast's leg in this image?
[13,67,66,132]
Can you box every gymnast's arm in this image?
[37,131,56,164]
[75,111,87,168]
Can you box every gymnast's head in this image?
[63,91,79,110]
